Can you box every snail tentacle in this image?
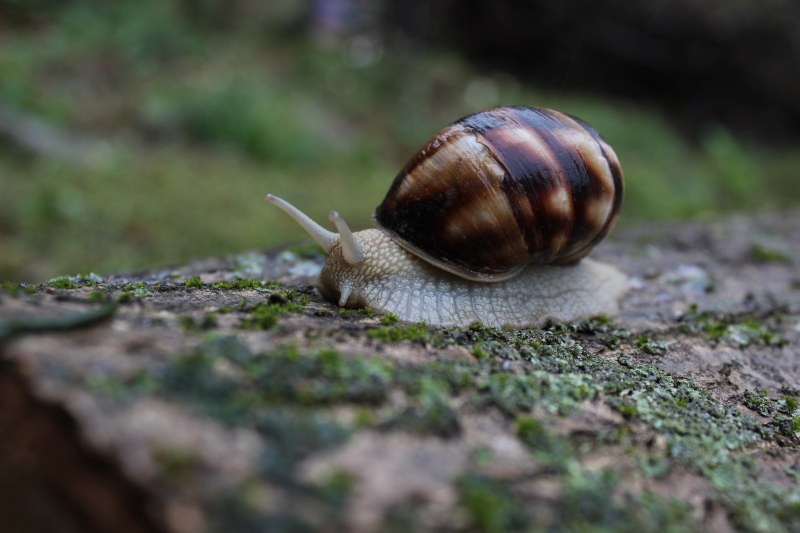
[265,194,337,253]
[337,279,354,306]
[329,211,364,265]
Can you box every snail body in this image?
[267,106,628,327]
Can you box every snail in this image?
[266,106,628,327]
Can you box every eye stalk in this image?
[264,194,337,252]
[264,194,366,267]
[328,211,364,265]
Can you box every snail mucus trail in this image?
[266,106,629,327]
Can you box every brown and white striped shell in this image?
[373,106,623,281]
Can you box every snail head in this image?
[265,194,373,306]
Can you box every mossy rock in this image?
[1,212,799,533]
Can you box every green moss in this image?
[183,275,203,289]
[117,290,133,303]
[515,416,548,448]
[461,465,695,532]
[279,348,394,405]
[741,389,800,443]
[366,322,441,344]
[84,370,157,401]
[133,286,153,299]
[88,289,109,303]
[121,281,147,291]
[727,321,787,347]
[720,480,800,532]
[152,446,201,484]
[353,408,375,428]
[317,470,356,508]
[0,280,23,296]
[338,306,374,319]
[240,302,304,330]
[381,376,460,437]
[754,328,784,347]
[457,474,529,533]
[471,344,490,359]
[76,317,799,530]
[564,470,631,529]
[43,273,104,289]
[547,316,632,349]
[156,351,246,424]
[394,359,474,396]
[784,396,798,414]
[678,306,787,347]
[402,320,795,530]
[159,340,393,409]
[85,375,128,397]
[751,242,791,263]
[772,414,800,438]
[743,389,773,417]
[379,312,399,325]
[211,278,282,291]
[180,313,218,331]
[560,469,694,532]
[515,416,569,465]
[256,410,352,479]
[636,334,669,355]
[235,289,310,329]
[114,282,154,302]
[618,402,639,418]
[398,322,769,476]
[201,313,218,329]
[475,369,599,417]
[49,277,78,289]
[381,401,460,437]
[273,290,304,305]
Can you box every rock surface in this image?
[1,212,799,533]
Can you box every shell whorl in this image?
[373,106,624,281]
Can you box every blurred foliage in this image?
[390,0,800,142]
[1,0,799,281]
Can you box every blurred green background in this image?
[1,0,799,282]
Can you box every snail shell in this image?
[374,106,623,281]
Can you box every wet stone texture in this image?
[1,212,799,533]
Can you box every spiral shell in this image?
[372,106,623,281]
